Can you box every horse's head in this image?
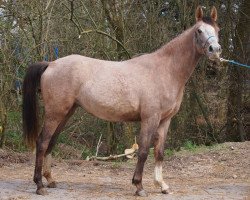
[194,6,221,61]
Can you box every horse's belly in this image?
[78,100,140,122]
[77,84,140,122]
[91,106,141,122]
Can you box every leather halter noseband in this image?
[203,35,215,49]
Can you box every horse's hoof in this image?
[36,188,48,195]
[161,183,170,194]
[162,189,168,194]
[135,189,148,197]
[162,188,171,194]
[47,181,57,188]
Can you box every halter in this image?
[203,35,215,49]
[195,32,216,55]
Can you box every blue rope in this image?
[228,60,250,69]
[220,58,250,69]
[54,47,59,59]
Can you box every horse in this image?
[22,6,221,197]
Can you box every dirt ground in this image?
[0,142,249,200]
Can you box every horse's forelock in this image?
[202,16,218,28]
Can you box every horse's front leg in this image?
[153,118,171,194]
[132,115,160,197]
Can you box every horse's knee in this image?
[138,149,149,161]
[36,135,50,153]
[155,149,164,161]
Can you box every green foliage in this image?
[183,140,197,151]
[8,111,21,124]
[81,148,93,159]
[53,131,94,159]
[2,111,24,151]
[148,148,154,158]
[165,148,174,157]
[5,131,27,152]
[110,161,123,169]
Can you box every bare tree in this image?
[226,0,249,141]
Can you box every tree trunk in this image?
[0,101,7,148]
[101,0,127,60]
[226,0,249,141]
[101,0,133,154]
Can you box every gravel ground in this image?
[0,141,249,200]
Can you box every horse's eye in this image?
[197,29,202,34]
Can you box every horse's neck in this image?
[155,26,202,85]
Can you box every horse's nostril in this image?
[209,46,213,52]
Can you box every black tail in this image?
[22,62,48,149]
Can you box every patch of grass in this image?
[148,148,154,158]
[165,148,174,157]
[148,148,175,158]
[116,143,126,154]
[5,131,27,152]
[7,111,20,123]
[183,140,197,151]
[110,161,122,169]
[81,148,93,159]
[173,142,225,157]
[2,110,26,152]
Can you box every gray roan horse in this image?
[22,6,221,197]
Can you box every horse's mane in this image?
[156,27,194,56]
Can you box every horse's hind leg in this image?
[153,119,171,194]
[43,154,54,188]
[34,104,76,195]
[34,119,61,195]
[42,105,77,188]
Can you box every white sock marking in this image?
[154,164,169,191]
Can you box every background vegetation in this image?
[0,0,249,158]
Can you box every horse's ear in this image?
[210,6,218,21]
[195,6,204,22]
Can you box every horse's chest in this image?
[160,89,184,119]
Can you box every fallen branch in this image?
[86,149,137,161]
[86,142,139,161]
